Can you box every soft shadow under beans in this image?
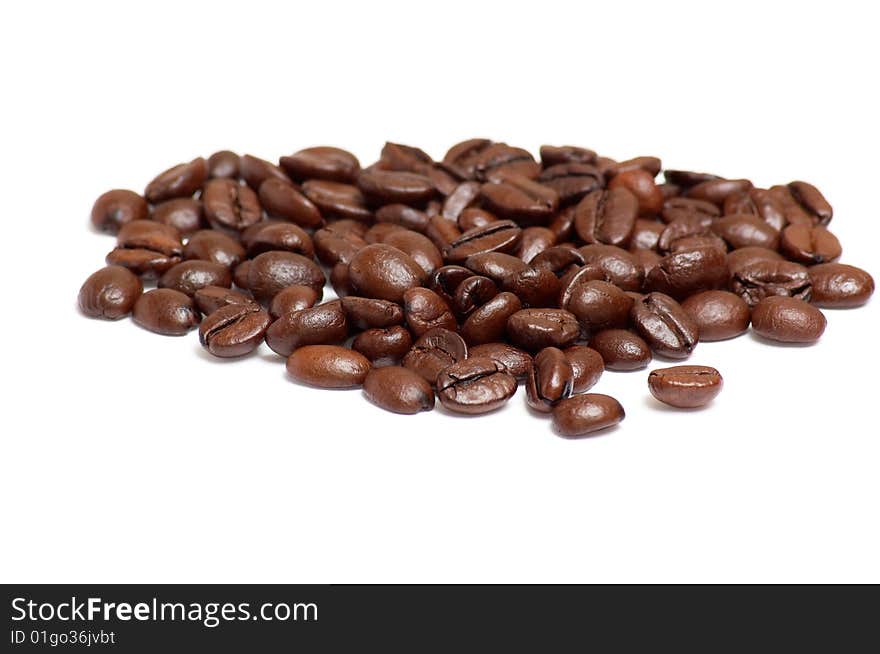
[748,331,819,349]
[643,395,714,413]
[194,343,262,364]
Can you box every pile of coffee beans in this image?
[79,141,875,437]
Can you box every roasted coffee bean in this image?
[648,365,723,408]
[468,343,532,379]
[90,189,149,234]
[363,366,435,414]
[608,168,664,216]
[265,301,348,357]
[425,214,463,249]
[269,285,321,319]
[631,292,699,359]
[239,154,292,190]
[656,215,716,253]
[366,222,411,243]
[403,287,456,337]
[480,175,559,224]
[589,329,652,370]
[194,285,254,316]
[506,308,580,351]
[560,274,633,332]
[574,187,638,247]
[132,288,199,336]
[330,262,354,298]
[631,248,663,278]
[808,263,875,308]
[552,393,625,438]
[548,206,577,241]
[538,163,604,205]
[145,157,207,203]
[436,357,518,414]
[245,222,314,258]
[779,181,833,226]
[358,169,435,206]
[202,178,263,232]
[153,198,204,236]
[428,265,474,304]
[280,146,360,183]
[78,265,143,320]
[630,219,665,251]
[731,260,811,307]
[353,326,414,366]
[257,177,324,229]
[576,245,645,292]
[158,260,231,296]
[461,291,522,345]
[539,145,598,167]
[661,197,720,224]
[382,229,443,276]
[686,178,753,207]
[751,296,826,343]
[444,220,522,263]
[232,260,251,290]
[663,170,722,189]
[464,253,560,308]
[526,347,574,412]
[286,345,370,388]
[681,291,750,341]
[779,224,841,264]
[314,223,368,265]
[442,182,482,220]
[443,140,538,181]
[530,245,585,276]
[645,246,729,299]
[515,227,555,263]
[610,156,662,178]
[451,276,498,318]
[658,183,681,199]
[711,214,780,250]
[562,345,604,392]
[726,246,784,277]
[380,142,434,174]
[302,180,372,222]
[723,188,787,232]
[199,303,271,358]
[207,150,240,179]
[340,296,404,330]
[376,204,430,232]
[668,234,728,255]
[348,244,426,302]
[106,220,183,278]
[403,327,468,386]
[183,229,245,269]
[247,251,325,303]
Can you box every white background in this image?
[1,1,878,583]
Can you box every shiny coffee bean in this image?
[589,329,652,370]
[631,292,699,359]
[808,263,874,308]
[681,291,750,341]
[610,156,662,178]
[428,265,474,304]
[461,291,523,346]
[363,366,435,414]
[286,345,371,388]
[540,145,598,166]
[442,181,482,220]
[194,286,254,316]
[577,244,644,291]
[630,219,665,251]
[443,140,538,181]
[233,260,251,290]
[245,222,314,258]
[269,285,321,319]
[560,274,633,332]
[207,150,240,179]
[348,244,426,302]
[78,265,143,320]
[751,296,826,344]
[340,296,404,330]
[506,308,580,351]
[444,220,522,263]
[516,226,556,262]
[608,168,664,216]
[526,347,574,412]
[258,177,324,229]
[302,180,372,222]
[779,224,841,264]
[132,288,200,336]
[779,181,833,226]
[645,246,729,300]
[436,357,518,414]
[403,287,456,337]
[280,146,360,183]
[451,276,499,318]
[657,215,716,253]
[480,175,559,224]
[711,214,780,250]
[247,251,325,303]
[538,163,604,205]
[402,327,468,386]
[648,365,723,408]
[376,204,430,232]
[90,189,149,234]
[379,142,434,173]
[663,169,722,189]
[358,169,435,206]
[239,154,292,190]
[426,215,462,249]
[183,230,245,269]
[265,301,348,357]
[202,178,263,232]
[530,245,585,276]
[661,197,720,224]
[314,223,368,265]
[726,246,784,276]
[468,343,532,380]
[158,260,232,296]
[382,229,443,276]
[152,198,204,236]
[574,187,638,247]
[353,326,414,366]
[106,220,183,278]
[552,393,625,438]
[686,178,753,207]
[145,157,207,203]
[465,253,560,308]
[562,345,604,392]
[731,260,811,307]
[199,303,271,358]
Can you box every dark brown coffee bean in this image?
[681,291,750,341]
[245,222,314,258]
[436,357,517,414]
[526,347,574,412]
[658,183,681,199]
[239,154,292,190]
[779,224,841,264]
[645,246,729,300]
[444,220,522,263]
[631,292,699,359]
[451,275,498,318]
[663,169,722,189]
[207,150,239,179]
[402,288,456,337]
[539,145,598,167]
[464,252,560,308]
[560,273,634,332]
[381,229,443,276]
[106,220,183,278]
[751,296,826,343]
[726,246,784,277]
[330,262,354,298]
[403,327,468,386]
[562,345,604,392]
[574,187,638,247]
[145,157,207,203]
[233,260,251,290]
[132,288,200,336]
[548,206,577,241]
[363,222,405,244]
[314,223,368,265]
[194,286,254,316]
[785,181,833,225]
[269,285,321,319]
[530,245,585,276]
[152,198,204,236]
[183,230,245,269]
[202,178,263,232]
[469,343,532,379]
[353,326,413,366]
[442,181,482,220]
[247,251,325,303]
[609,156,662,178]
[444,140,538,181]
[158,260,231,296]
[506,308,580,351]
[280,146,360,183]
[302,180,372,222]
[257,177,323,229]
[552,393,624,438]
[656,213,716,254]
[358,169,434,206]
[576,245,645,292]
[78,265,143,320]
[286,345,370,388]
[648,365,723,408]
[461,291,522,346]
[608,168,664,216]
[480,175,559,224]
[90,189,149,234]
[348,244,426,303]
[660,197,721,224]
[711,214,780,250]
[589,329,652,370]
[808,263,875,308]
[686,178,753,207]
[199,303,271,358]
[340,296,403,330]
[428,265,473,305]
[363,366,435,414]
[265,301,348,357]
[631,248,663,278]
[538,163,604,205]
[731,260,811,307]
[376,204,430,232]
[425,215,462,249]
[723,188,787,232]
[630,219,665,251]
[379,142,434,174]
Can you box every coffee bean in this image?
[723,188,787,232]
[106,220,182,278]
[199,303,271,358]
[663,170,722,189]
[526,347,574,412]
[330,262,354,298]
[539,145,598,167]
[751,296,826,344]
[402,327,467,386]
[530,246,585,277]
[785,181,833,225]
[201,178,262,232]
[232,260,251,290]
[610,156,662,178]
[656,214,715,253]
[380,142,434,174]
[286,345,371,388]
[648,365,723,408]
[78,265,143,319]
[207,150,240,179]
[630,219,665,251]
[574,187,638,247]
[645,246,729,300]
[468,342,533,379]
[465,253,560,308]
[726,246,784,277]
[340,296,404,330]
[562,345,604,392]
[183,230,245,269]
[808,263,875,308]
[681,290,750,341]
[631,292,699,359]
[660,197,720,225]
[381,229,443,276]
[779,224,841,264]
[538,163,604,205]
[444,140,539,181]
[280,146,360,183]
[560,273,634,332]
[731,260,811,307]
[548,206,577,241]
[247,251,325,303]
[353,326,414,366]
[631,248,663,278]
[302,180,372,222]
[90,189,149,234]
[363,366,435,414]
[442,181,482,220]
[450,276,499,318]
[515,226,556,263]
[194,285,254,316]
[239,154,292,190]
[265,301,348,357]
[257,177,324,229]
[314,223,368,265]
[428,265,474,305]
[608,168,664,216]
[506,308,581,350]
[711,214,780,250]
[158,260,232,296]
[153,198,204,236]
[552,393,624,437]
[480,175,559,224]
[444,220,522,263]
[589,329,652,370]
[245,222,314,258]
[437,357,518,414]
[577,244,644,291]
[145,157,207,203]
[269,285,322,319]
[686,178,753,207]
[132,288,200,336]
[461,291,523,346]
[425,214,463,249]
[376,204,430,232]
[358,169,435,206]
[403,287,456,337]
[348,243,426,302]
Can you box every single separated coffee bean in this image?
[199,303,271,358]
[808,263,874,308]
[78,265,143,320]
[363,366,435,414]
[286,345,371,388]
[436,357,518,415]
[132,288,200,336]
[551,393,625,438]
[751,296,826,344]
[144,157,207,204]
[648,365,723,408]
